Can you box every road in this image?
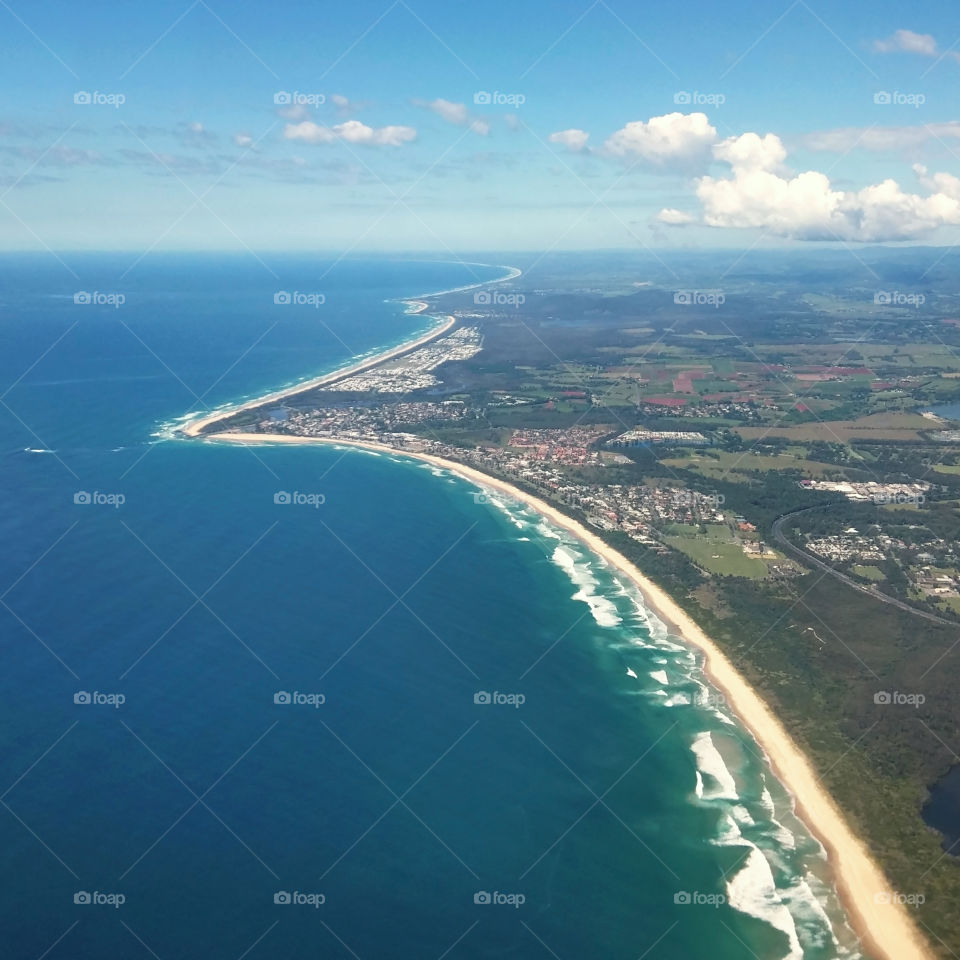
[771,504,956,627]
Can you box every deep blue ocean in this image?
[0,255,861,959]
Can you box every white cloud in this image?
[549,128,589,152]
[874,28,960,63]
[656,208,694,225]
[713,132,786,172]
[797,122,960,153]
[602,112,717,167]
[874,29,938,57]
[233,133,254,148]
[283,120,416,147]
[413,98,489,135]
[686,133,960,240]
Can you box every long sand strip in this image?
[181,308,454,437]
[183,262,522,439]
[201,431,935,960]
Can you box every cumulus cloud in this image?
[283,120,416,146]
[413,98,489,135]
[233,133,254,148]
[602,112,717,168]
[548,128,589,152]
[874,28,960,63]
[875,29,937,57]
[683,132,960,240]
[656,207,695,225]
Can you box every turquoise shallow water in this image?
[0,255,860,959]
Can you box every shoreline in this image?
[201,430,934,960]
[181,307,454,437]
[182,263,521,439]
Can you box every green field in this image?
[663,524,770,577]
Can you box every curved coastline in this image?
[199,430,934,960]
[181,262,520,439]
[179,259,933,960]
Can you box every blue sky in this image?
[4,0,960,252]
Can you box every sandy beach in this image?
[183,262,522,439]
[199,430,934,960]
[181,307,455,437]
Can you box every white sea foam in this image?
[626,667,638,678]
[649,669,668,685]
[782,875,844,954]
[550,545,622,628]
[691,732,739,801]
[726,848,804,960]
